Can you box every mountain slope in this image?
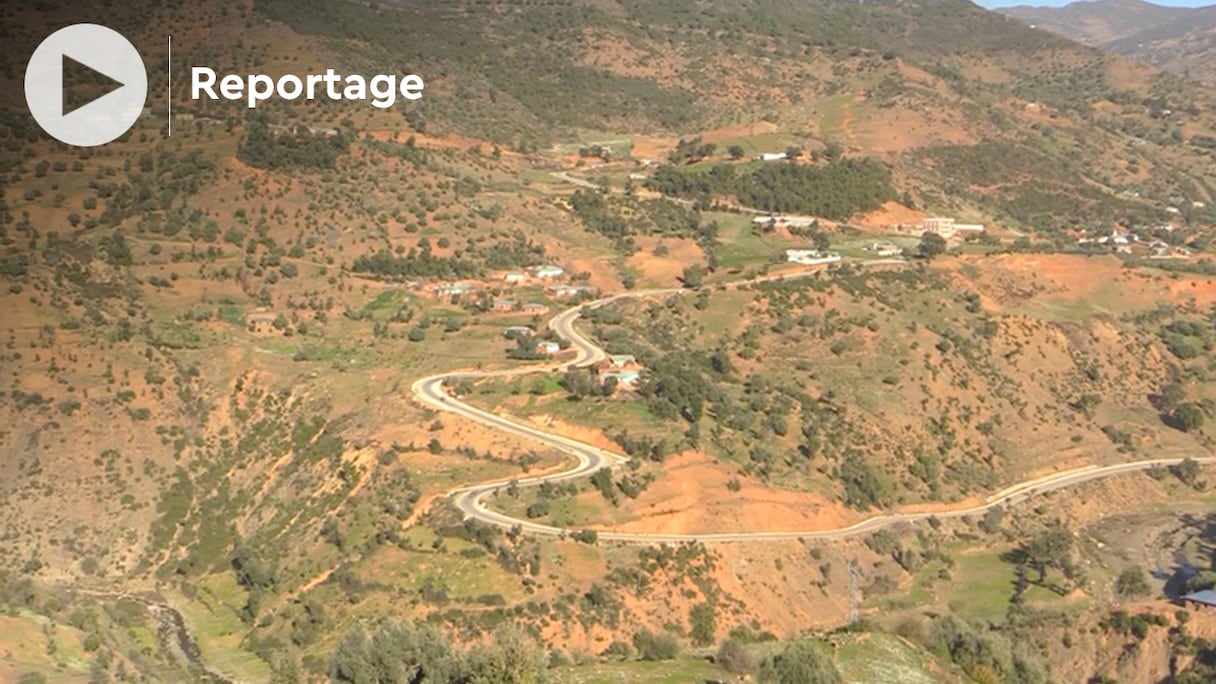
[1103,6,1216,85]
[1001,0,1216,87]
[3,0,1216,680]
[1000,0,1194,45]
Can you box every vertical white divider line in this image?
[168,35,172,136]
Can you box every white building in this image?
[548,284,593,298]
[921,217,984,239]
[786,249,842,266]
[753,215,819,229]
[757,152,788,162]
[531,265,565,279]
[865,242,901,257]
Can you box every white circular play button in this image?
[24,23,148,147]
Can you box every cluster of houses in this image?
[492,298,548,314]
[431,281,478,297]
[501,265,566,283]
[502,326,563,356]
[499,326,646,387]
[1076,229,1192,258]
[595,354,642,387]
[424,264,576,301]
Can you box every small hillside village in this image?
[247,183,1201,396]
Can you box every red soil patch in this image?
[626,237,703,286]
[944,253,1216,310]
[854,200,925,229]
[363,129,493,152]
[608,451,857,535]
[630,121,780,161]
[566,256,621,292]
[630,135,671,161]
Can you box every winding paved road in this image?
[412,271,1215,544]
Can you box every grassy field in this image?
[711,131,801,157]
[837,632,948,684]
[550,658,725,683]
[358,541,531,603]
[941,546,1085,625]
[167,581,274,683]
[713,214,791,269]
[0,612,91,681]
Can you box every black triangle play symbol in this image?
[62,54,125,116]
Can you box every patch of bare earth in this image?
[605,451,857,535]
[626,237,703,286]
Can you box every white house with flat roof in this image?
[531,265,565,279]
[786,249,841,266]
[922,217,984,239]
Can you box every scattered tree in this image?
[1115,566,1151,599]
[918,232,946,259]
[1174,403,1205,433]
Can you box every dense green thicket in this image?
[568,189,721,260]
[927,615,1047,684]
[329,620,547,683]
[645,159,895,220]
[237,120,351,171]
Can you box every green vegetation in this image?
[237,119,351,171]
[329,621,546,683]
[926,614,1046,684]
[646,158,895,220]
[758,638,841,684]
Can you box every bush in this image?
[758,638,841,684]
[690,602,716,647]
[571,529,598,544]
[1115,566,1151,599]
[716,637,758,673]
[632,629,680,661]
[524,500,550,519]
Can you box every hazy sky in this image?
[978,0,1212,7]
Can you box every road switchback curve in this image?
[412,272,1215,544]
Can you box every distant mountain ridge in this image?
[1001,0,1216,86]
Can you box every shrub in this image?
[716,637,758,673]
[1115,566,1151,599]
[758,638,841,684]
[632,629,679,661]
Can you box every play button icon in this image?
[25,24,148,147]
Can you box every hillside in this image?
[1000,0,1195,45]
[1002,0,1216,87]
[3,0,1216,681]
